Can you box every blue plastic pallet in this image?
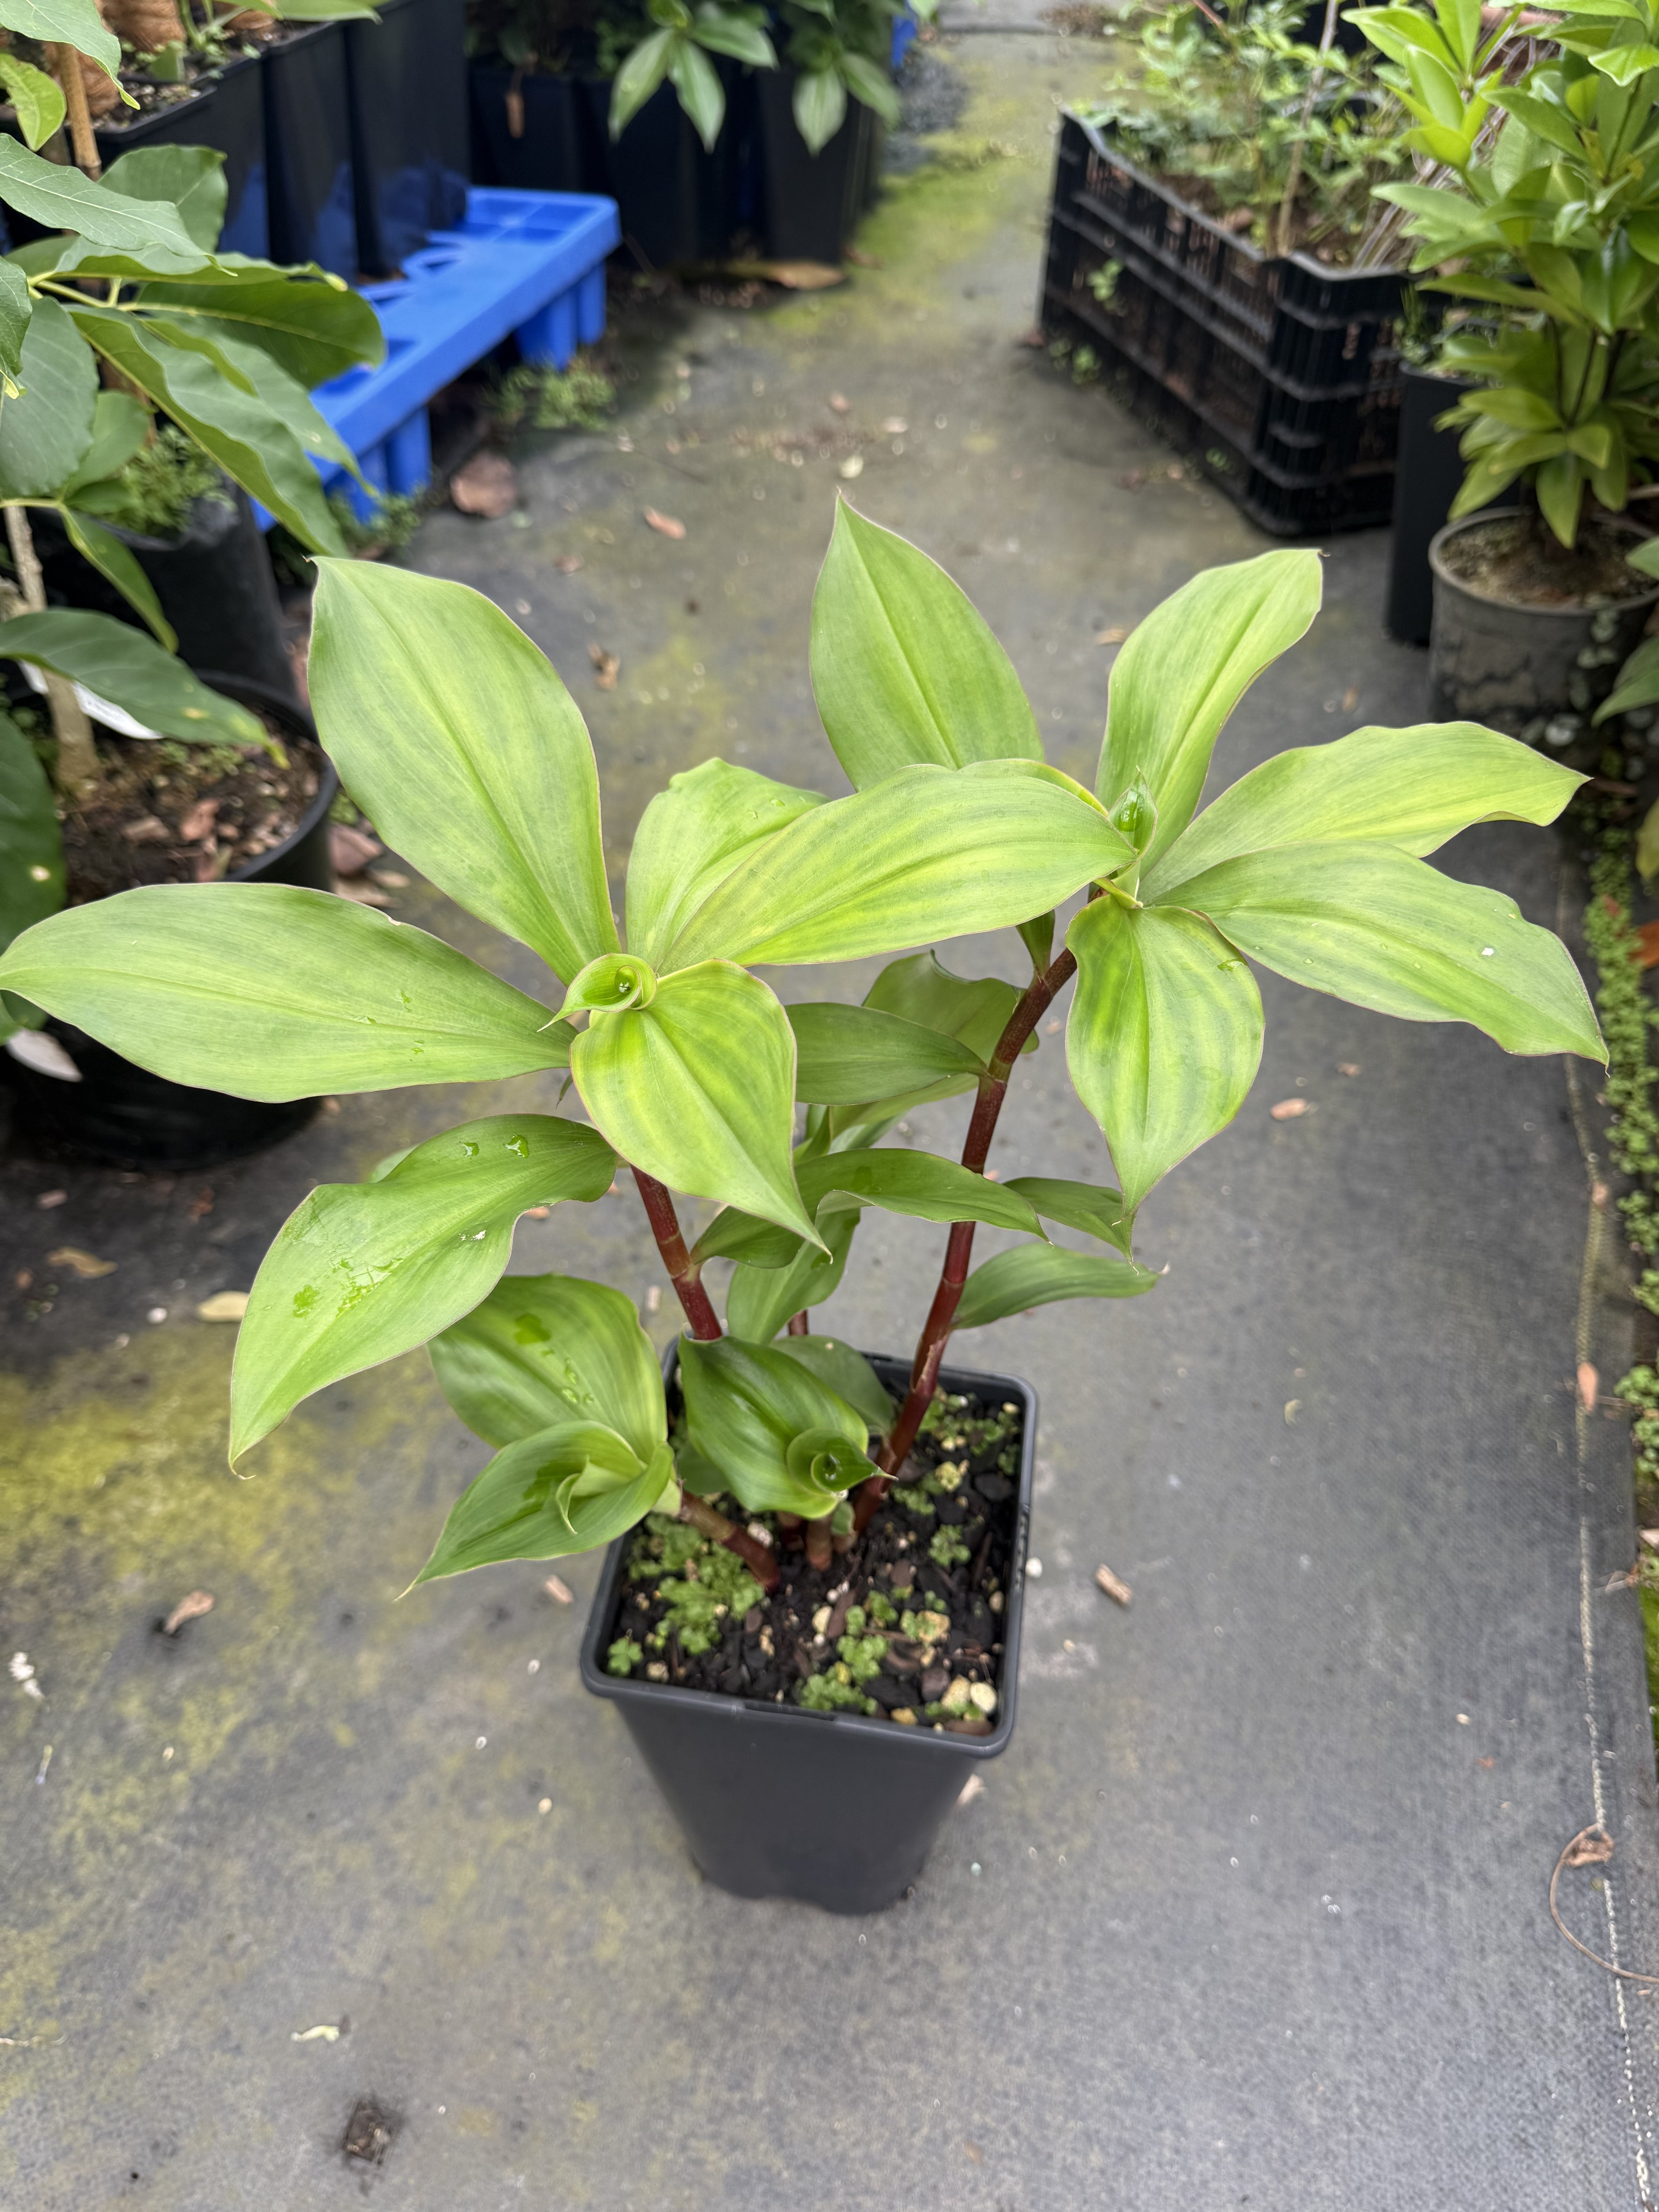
[265,185,620,525]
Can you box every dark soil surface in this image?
[1440,512,1658,609]
[603,1385,1023,1734]
[60,722,325,902]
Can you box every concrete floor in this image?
[6,29,1659,2210]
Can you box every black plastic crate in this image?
[1040,112,1403,537]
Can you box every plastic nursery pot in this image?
[345,0,470,275]
[2,678,334,1170]
[581,1350,1036,1916]
[754,72,877,264]
[1427,511,1659,746]
[580,70,746,270]
[261,21,356,276]
[1384,366,1516,649]
[92,57,269,259]
[468,64,601,195]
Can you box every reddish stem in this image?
[681,1493,778,1591]
[804,1516,833,1571]
[786,1309,810,1336]
[632,1167,722,1341]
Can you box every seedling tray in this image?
[1039,113,1404,536]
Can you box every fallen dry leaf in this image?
[1045,1017,1062,1034]
[1641,1528,1659,1550]
[188,1186,214,1221]
[36,1190,67,1210]
[46,1246,115,1279]
[839,454,864,480]
[1284,1398,1301,1425]
[178,796,219,843]
[1338,1061,1360,1078]
[1341,686,1359,712]
[644,507,686,540]
[1018,326,1047,347]
[1094,625,1128,645]
[196,1290,250,1323]
[162,1589,215,1636]
[553,553,584,574]
[1592,1180,1610,1209]
[957,1773,984,1806]
[329,823,382,878]
[121,815,169,845]
[336,879,392,907]
[1634,920,1659,969]
[1477,1756,1495,1770]
[590,643,620,690]
[1269,1097,1310,1120]
[1578,1361,1599,1413]
[290,2024,340,2044]
[965,2142,984,2165]
[370,868,409,890]
[15,1270,31,1290]
[881,416,908,435]
[844,246,884,269]
[450,450,518,518]
[523,1205,550,1220]
[719,258,843,289]
[828,393,850,413]
[1565,1827,1615,1869]
[544,1575,574,1605]
[1094,1562,1133,1607]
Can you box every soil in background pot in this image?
[1437,511,1653,608]
[91,54,268,259]
[602,1383,1021,1734]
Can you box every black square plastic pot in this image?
[580,1350,1034,1915]
[346,0,470,274]
[261,21,356,275]
[581,70,746,269]
[754,73,876,263]
[469,64,601,194]
[92,58,268,258]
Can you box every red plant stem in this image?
[804,1516,833,1571]
[786,1310,810,1335]
[681,1493,779,1590]
[631,1167,722,1341]
[854,945,1080,1531]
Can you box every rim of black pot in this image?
[1427,507,1659,616]
[191,670,337,880]
[579,1348,1036,1762]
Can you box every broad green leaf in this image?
[725,1204,858,1341]
[414,1425,673,1584]
[61,509,175,648]
[625,756,824,967]
[793,62,845,154]
[61,388,149,495]
[1589,42,1659,81]
[1001,1176,1135,1257]
[769,1334,894,1433]
[1066,898,1264,1211]
[0,709,61,957]
[429,1274,665,1459]
[132,269,384,387]
[0,256,29,389]
[572,959,817,1242]
[786,1000,984,1103]
[1595,634,1659,721]
[865,948,1029,1064]
[809,501,1042,788]
[98,143,226,248]
[669,35,725,150]
[0,140,200,252]
[1176,842,1605,1058]
[801,1145,1045,1235]
[679,1334,872,1516]
[309,561,620,982]
[0,0,120,76]
[0,608,256,742]
[953,1243,1160,1329]
[611,26,675,134]
[1143,722,1585,899]
[0,884,578,1097]
[840,49,901,124]
[663,761,1130,970]
[693,7,775,67]
[0,57,61,153]
[230,1114,617,1462]
[0,296,93,497]
[1096,550,1323,869]
[143,313,363,486]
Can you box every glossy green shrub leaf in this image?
[133,268,385,388]
[0,884,577,1098]
[429,1274,665,1458]
[786,1000,984,1103]
[953,1244,1160,1329]
[572,959,817,1242]
[769,1334,894,1434]
[725,1205,858,1342]
[97,143,226,248]
[0,610,258,744]
[679,1335,873,1516]
[309,561,620,982]
[1177,842,1605,1058]
[0,143,203,252]
[611,26,675,134]
[1066,897,1264,1211]
[61,509,175,646]
[0,255,30,390]
[0,0,120,75]
[231,1115,617,1462]
[0,709,62,957]
[625,756,824,967]
[1097,550,1322,868]
[810,500,1042,788]
[668,37,724,150]
[793,63,845,154]
[0,57,63,153]
[414,1427,675,1584]
[61,388,149,496]
[1001,1176,1135,1256]
[0,297,93,497]
[1144,722,1585,898]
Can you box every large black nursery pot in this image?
[754,73,878,263]
[3,678,334,1169]
[582,70,745,269]
[581,1352,1035,1916]
[92,58,269,257]
[468,64,599,194]
[1427,510,1659,745]
[261,22,356,276]
[346,0,470,274]
[1385,365,1515,648]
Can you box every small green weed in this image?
[491,356,616,436]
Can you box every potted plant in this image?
[752,0,906,263]
[1360,0,1659,741]
[0,502,1603,1907]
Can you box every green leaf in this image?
[953,1243,1160,1329]
[0,608,257,742]
[572,959,817,1242]
[726,1203,858,1340]
[429,1274,665,1458]
[793,62,845,153]
[1589,41,1659,81]
[662,761,1130,970]
[0,56,63,152]
[1174,842,1605,1059]
[0,296,94,497]
[0,0,119,80]
[668,35,725,149]
[1596,634,1659,721]
[0,140,200,252]
[1143,722,1585,899]
[1001,1176,1134,1256]
[309,560,620,982]
[769,1334,893,1434]
[0,708,61,957]
[230,1114,617,1462]
[786,999,984,1103]
[61,509,175,647]
[131,269,385,387]
[413,1425,673,1584]
[1096,549,1323,870]
[809,500,1042,788]
[61,388,149,495]
[624,756,824,968]
[145,313,363,487]
[864,948,1027,1064]
[0,884,578,1097]
[97,143,226,249]
[840,49,901,124]
[611,26,676,135]
[0,256,29,391]
[1065,898,1264,1211]
[801,1144,1045,1234]
[1017,910,1055,971]
[693,6,775,67]
[679,1335,872,1516]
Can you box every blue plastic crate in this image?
[265,185,620,525]
[890,8,918,71]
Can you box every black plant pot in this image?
[346,0,470,274]
[3,677,334,1169]
[468,63,599,194]
[754,73,876,263]
[581,1351,1034,1915]
[262,21,356,275]
[581,71,745,269]
[1385,366,1516,648]
[92,58,269,258]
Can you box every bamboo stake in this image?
[6,507,100,800]
[48,42,102,178]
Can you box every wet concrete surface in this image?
[5,32,1659,2211]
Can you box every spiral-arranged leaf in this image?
[953,1244,1160,1329]
[787,1000,985,1103]
[429,1274,666,1458]
[626,756,825,967]
[679,1335,874,1516]
[725,1207,859,1343]
[414,1425,676,1584]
